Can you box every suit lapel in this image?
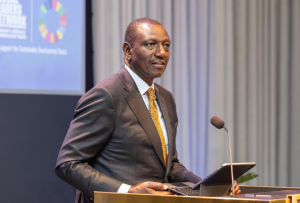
[118,67,166,168]
[155,86,174,174]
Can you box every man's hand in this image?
[128,181,174,195]
[229,181,241,195]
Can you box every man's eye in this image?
[146,43,155,47]
[163,44,170,50]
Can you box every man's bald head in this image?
[124,18,162,46]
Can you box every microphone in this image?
[210,116,235,197]
[210,116,225,129]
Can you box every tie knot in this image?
[146,88,155,101]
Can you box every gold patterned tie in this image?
[146,88,168,166]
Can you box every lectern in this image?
[94,186,300,203]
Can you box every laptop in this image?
[164,162,256,196]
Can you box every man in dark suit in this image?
[55,18,240,203]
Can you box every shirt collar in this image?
[125,64,155,96]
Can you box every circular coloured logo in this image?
[38,0,66,43]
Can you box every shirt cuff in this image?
[117,183,131,193]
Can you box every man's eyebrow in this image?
[143,37,171,42]
[161,37,171,42]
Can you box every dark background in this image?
[0,1,94,202]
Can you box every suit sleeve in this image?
[55,87,122,199]
[167,94,202,184]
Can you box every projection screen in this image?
[0,0,85,95]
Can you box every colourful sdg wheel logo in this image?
[38,0,66,43]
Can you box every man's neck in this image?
[125,62,154,86]
[124,64,155,96]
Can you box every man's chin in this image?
[153,71,165,79]
[151,67,166,76]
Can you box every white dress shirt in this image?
[117,64,169,193]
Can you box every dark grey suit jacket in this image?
[55,66,201,203]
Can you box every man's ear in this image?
[123,42,132,61]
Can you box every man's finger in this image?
[234,182,241,194]
[235,189,242,195]
[231,188,242,195]
[229,183,242,196]
[144,182,168,191]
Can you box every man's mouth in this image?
[151,61,165,66]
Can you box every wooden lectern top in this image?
[94,186,300,203]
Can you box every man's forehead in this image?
[139,22,160,30]
[136,23,170,41]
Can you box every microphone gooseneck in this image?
[222,125,235,197]
[210,116,235,197]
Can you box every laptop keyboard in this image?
[171,187,200,196]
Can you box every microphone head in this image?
[210,116,225,129]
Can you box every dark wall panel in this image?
[0,94,79,202]
[0,1,93,202]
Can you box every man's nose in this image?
[154,44,166,58]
